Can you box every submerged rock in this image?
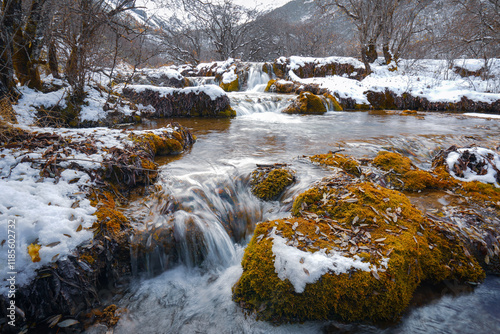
[251,164,295,201]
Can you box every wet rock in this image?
[282,92,327,115]
[251,164,295,201]
[233,175,483,323]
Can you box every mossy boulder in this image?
[220,75,239,92]
[372,151,446,191]
[265,79,296,94]
[251,165,295,201]
[431,146,500,209]
[282,92,327,115]
[311,153,361,177]
[321,93,343,111]
[233,177,484,323]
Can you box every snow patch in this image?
[124,84,227,101]
[271,231,388,293]
[222,68,238,84]
[446,147,500,186]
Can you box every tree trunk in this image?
[11,0,44,90]
[382,44,393,64]
[1,0,19,98]
[361,43,377,75]
[48,41,60,79]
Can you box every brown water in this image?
[111,101,500,334]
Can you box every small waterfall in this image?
[130,169,264,276]
[246,63,271,92]
[229,93,295,115]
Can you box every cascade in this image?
[246,63,271,92]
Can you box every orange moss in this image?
[264,79,277,92]
[100,304,121,327]
[220,77,239,92]
[373,151,445,191]
[310,153,361,177]
[234,180,483,322]
[132,132,184,155]
[283,92,327,115]
[80,253,96,264]
[28,243,41,262]
[322,93,343,111]
[90,191,129,236]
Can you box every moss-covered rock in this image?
[234,177,483,323]
[321,93,343,111]
[251,165,295,201]
[372,151,446,191]
[220,75,239,92]
[311,153,360,177]
[431,146,500,210]
[282,92,327,115]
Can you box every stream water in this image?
[100,75,500,333]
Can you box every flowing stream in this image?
[98,72,500,333]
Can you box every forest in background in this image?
[0,0,499,101]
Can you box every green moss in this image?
[235,179,484,323]
[132,132,184,155]
[282,92,327,115]
[251,168,295,201]
[216,107,237,118]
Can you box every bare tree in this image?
[182,0,261,60]
[318,0,434,72]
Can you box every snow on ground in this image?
[15,85,68,125]
[286,55,365,71]
[288,57,500,105]
[138,66,184,81]
[0,124,177,295]
[271,229,388,293]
